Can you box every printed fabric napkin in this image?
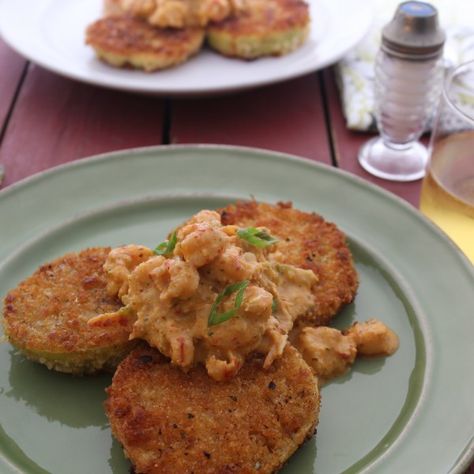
[336,0,474,131]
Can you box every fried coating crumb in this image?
[106,344,319,474]
[2,248,137,374]
[220,201,358,326]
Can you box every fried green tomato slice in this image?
[106,345,319,474]
[220,201,358,327]
[85,15,205,72]
[2,247,137,374]
[206,0,310,59]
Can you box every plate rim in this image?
[0,144,473,473]
[0,0,374,95]
[0,143,472,274]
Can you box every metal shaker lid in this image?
[382,1,445,59]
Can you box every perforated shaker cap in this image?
[382,1,445,59]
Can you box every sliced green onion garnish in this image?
[154,232,177,257]
[272,298,278,313]
[208,280,250,327]
[237,227,278,248]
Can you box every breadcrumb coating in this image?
[207,0,310,59]
[2,247,137,374]
[106,344,319,473]
[220,201,359,327]
[86,15,205,71]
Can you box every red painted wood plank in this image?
[323,68,421,207]
[0,65,166,187]
[0,39,26,133]
[171,74,332,165]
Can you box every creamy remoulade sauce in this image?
[295,320,399,383]
[91,209,399,382]
[99,210,317,381]
[118,0,246,28]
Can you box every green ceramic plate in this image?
[0,146,472,474]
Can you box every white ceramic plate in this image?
[0,0,373,95]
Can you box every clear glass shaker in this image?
[358,1,445,182]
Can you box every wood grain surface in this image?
[171,74,332,165]
[0,40,26,143]
[0,63,165,186]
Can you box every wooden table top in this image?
[0,38,421,207]
[0,38,472,474]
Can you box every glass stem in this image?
[382,139,416,151]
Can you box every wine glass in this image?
[419,60,474,262]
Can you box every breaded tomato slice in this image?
[220,201,358,327]
[2,247,137,374]
[85,15,205,72]
[106,344,319,474]
[207,0,310,59]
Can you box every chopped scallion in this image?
[237,227,278,248]
[208,280,250,326]
[154,232,177,257]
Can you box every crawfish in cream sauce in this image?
[99,210,316,381]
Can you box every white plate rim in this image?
[0,0,373,95]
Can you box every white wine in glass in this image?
[420,61,474,262]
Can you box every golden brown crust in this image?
[2,247,135,372]
[85,15,205,71]
[106,344,319,474]
[220,201,358,326]
[207,0,310,58]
